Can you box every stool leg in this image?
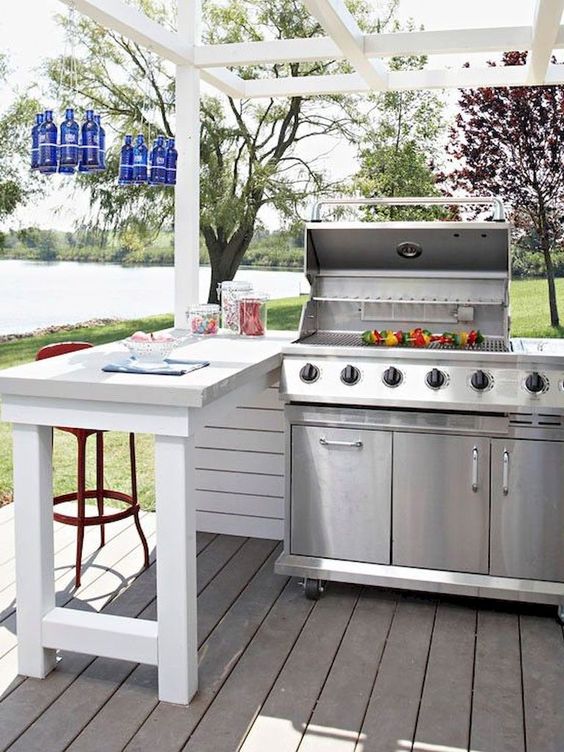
[96,432,105,548]
[75,433,87,589]
[130,433,149,569]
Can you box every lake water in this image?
[0,260,308,336]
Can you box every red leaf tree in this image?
[444,52,564,328]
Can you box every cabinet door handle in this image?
[502,450,510,495]
[472,446,479,492]
[319,437,363,448]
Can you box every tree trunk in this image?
[542,241,560,328]
[203,222,256,304]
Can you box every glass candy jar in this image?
[187,304,220,336]
[239,292,269,337]
[217,281,253,333]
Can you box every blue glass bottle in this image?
[38,110,58,174]
[165,137,177,185]
[149,135,167,185]
[132,134,148,184]
[31,113,44,170]
[58,108,80,174]
[94,114,106,171]
[118,135,134,185]
[79,109,100,172]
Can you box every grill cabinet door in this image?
[490,439,564,582]
[290,425,392,563]
[392,433,490,573]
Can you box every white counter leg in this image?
[154,434,198,704]
[12,423,57,677]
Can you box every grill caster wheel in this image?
[304,578,324,601]
[558,605,564,625]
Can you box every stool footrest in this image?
[54,489,140,527]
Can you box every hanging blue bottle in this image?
[165,137,177,185]
[79,109,100,172]
[118,135,134,185]
[30,113,44,170]
[38,110,58,174]
[132,134,148,184]
[149,135,167,185]
[58,108,80,174]
[94,114,106,171]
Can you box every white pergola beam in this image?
[59,0,192,65]
[244,62,564,99]
[527,0,564,83]
[194,25,564,70]
[58,0,246,98]
[302,0,388,90]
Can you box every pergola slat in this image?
[302,0,388,90]
[527,0,564,83]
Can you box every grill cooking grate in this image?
[298,331,510,352]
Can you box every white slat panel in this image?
[195,427,284,453]
[240,388,283,410]
[195,469,284,497]
[193,448,284,475]
[194,490,283,518]
[196,511,284,540]
[207,407,284,432]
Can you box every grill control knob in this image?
[525,372,546,394]
[383,366,403,387]
[471,370,491,391]
[426,368,446,390]
[300,363,320,383]
[341,365,361,385]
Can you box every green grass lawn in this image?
[0,281,562,510]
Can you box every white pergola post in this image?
[174,0,201,325]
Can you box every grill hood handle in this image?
[310,196,506,222]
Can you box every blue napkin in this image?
[102,358,210,377]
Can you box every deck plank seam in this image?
[409,597,440,752]
[518,613,529,752]
[466,607,480,752]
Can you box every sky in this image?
[0,0,537,232]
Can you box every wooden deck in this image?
[0,503,562,752]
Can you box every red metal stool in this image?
[36,342,150,587]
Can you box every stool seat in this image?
[36,342,150,587]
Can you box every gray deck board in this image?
[470,609,525,752]
[520,611,564,752]
[0,511,561,752]
[413,601,477,751]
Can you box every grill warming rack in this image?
[298,331,510,353]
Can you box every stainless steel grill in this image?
[277,196,564,617]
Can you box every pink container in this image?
[238,293,269,336]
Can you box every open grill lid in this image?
[302,197,511,341]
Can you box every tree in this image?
[0,54,42,221]
[49,0,398,301]
[444,51,564,328]
[351,22,445,221]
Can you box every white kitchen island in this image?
[0,331,293,705]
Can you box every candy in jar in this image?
[218,281,253,333]
[239,293,269,336]
[186,304,220,335]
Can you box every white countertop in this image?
[0,331,296,408]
